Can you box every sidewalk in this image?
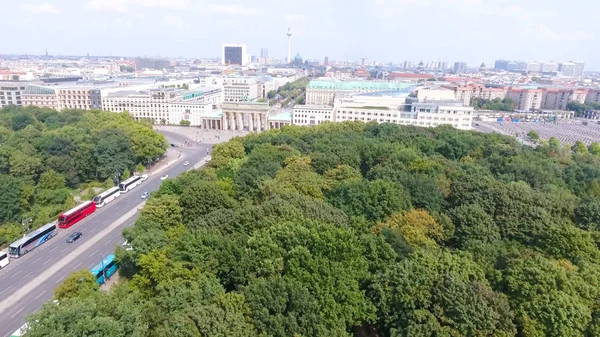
[154,126,249,145]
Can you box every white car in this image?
[140,174,149,181]
[160,174,169,180]
[183,161,190,166]
[141,192,150,199]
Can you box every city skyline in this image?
[1,0,598,68]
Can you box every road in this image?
[0,130,211,337]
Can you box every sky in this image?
[2,0,599,69]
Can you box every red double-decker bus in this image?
[58,201,96,229]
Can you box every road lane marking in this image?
[10,307,24,318]
[0,287,11,296]
[9,270,22,279]
[60,247,68,254]
[24,272,32,279]
[90,249,98,257]
[74,262,83,269]
[103,241,111,246]
[32,257,42,264]
[55,277,63,284]
[0,203,144,314]
[49,245,59,252]
[34,290,46,300]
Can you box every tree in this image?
[0,174,21,223]
[588,142,600,156]
[94,129,135,180]
[267,90,277,99]
[179,119,191,126]
[327,179,411,222]
[377,209,444,247]
[573,140,588,154]
[54,269,99,300]
[449,203,500,247]
[527,130,540,142]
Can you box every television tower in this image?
[287,27,292,64]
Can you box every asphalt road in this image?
[0,131,211,337]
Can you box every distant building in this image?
[453,62,467,73]
[260,48,269,59]
[494,60,509,71]
[0,81,26,108]
[222,44,247,66]
[541,61,559,73]
[324,56,329,66]
[305,79,416,105]
[526,62,541,73]
[134,58,170,70]
[573,61,585,77]
[22,85,58,110]
[559,62,576,77]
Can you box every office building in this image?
[261,48,269,59]
[222,44,247,66]
[102,87,222,126]
[0,82,26,108]
[305,79,416,105]
[453,62,467,74]
[494,60,509,71]
[22,85,58,109]
[541,61,559,73]
[559,62,576,77]
[134,58,170,70]
[526,62,541,72]
[56,87,102,110]
[573,61,585,77]
[294,89,473,130]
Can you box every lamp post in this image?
[101,253,106,285]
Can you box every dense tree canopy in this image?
[0,106,167,248]
[30,121,600,337]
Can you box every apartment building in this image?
[451,84,508,106]
[541,88,587,110]
[305,79,416,105]
[586,89,600,104]
[0,82,26,108]
[507,88,543,111]
[293,91,473,130]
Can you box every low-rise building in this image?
[22,85,58,109]
[293,90,474,130]
[102,87,222,125]
[305,79,416,105]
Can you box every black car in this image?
[66,232,82,243]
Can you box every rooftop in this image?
[308,79,416,91]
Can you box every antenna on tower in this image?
[286,27,292,65]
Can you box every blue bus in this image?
[90,254,118,285]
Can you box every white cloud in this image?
[87,0,128,13]
[206,4,262,16]
[163,15,184,29]
[20,3,59,13]
[529,24,594,42]
[135,0,191,8]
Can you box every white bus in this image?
[10,323,28,337]
[118,175,146,192]
[8,222,58,258]
[0,251,9,269]
[93,186,121,207]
